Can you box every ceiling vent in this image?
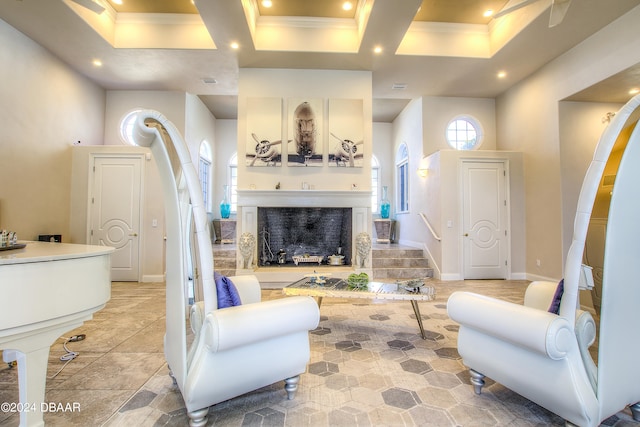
[201,78,217,84]
[392,83,407,90]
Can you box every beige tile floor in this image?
[0,279,638,426]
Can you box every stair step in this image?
[371,245,432,281]
[372,257,430,268]
[372,248,424,258]
[213,245,236,276]
[372,267,434,280]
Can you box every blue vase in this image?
[380,186,390,219]
[220,185,231,219]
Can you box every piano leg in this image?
[16,347,50,427]
[1,318,91,427]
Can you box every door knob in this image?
[129,233,138,237]
[463,233,469,237]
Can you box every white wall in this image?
[0,19,105,241]
[497,5,640,280]
[422,96,496,154]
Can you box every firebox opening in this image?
[257,207,352,267]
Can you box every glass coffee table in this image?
[283,277,436,339]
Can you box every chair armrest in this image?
[229,275,261,304]
[448,292,575,360]
[524,281,558,310]
[203,296,320,353]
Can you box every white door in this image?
[90,155,143,281]
[462,161,508,279]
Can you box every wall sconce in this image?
[417,167,429,178]
[418,157,430,177]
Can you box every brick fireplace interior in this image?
[257,207,352,266]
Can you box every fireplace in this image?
[236,189,372,278]
[257,207,352,266]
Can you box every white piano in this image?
[0,241,114,427]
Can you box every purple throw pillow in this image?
[214,272,242,309]
[548,279,564,314]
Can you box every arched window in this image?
[119,109,143,145]
[371,155,381,213]
[445,115,484,150]
[396,144,409,214]
[229,153,238,213]
[199,141,212,212]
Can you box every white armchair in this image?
[448,94,640,427]
[132,111,320,426]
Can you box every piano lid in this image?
[0,241,114,265]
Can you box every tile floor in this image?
[0,279,638,426]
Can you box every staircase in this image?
[212,244,236,276]
[372,245,433,281]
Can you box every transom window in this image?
[446,115,483,150]
[371,155,380,213]
[198,141,212,212]
[229,153,238,214]
[396,144,409,214]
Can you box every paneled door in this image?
[462,161,509,279]
[89,155,143,281]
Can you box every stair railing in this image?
[419,212,441,242]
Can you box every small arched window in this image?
[120,109,143,145]
[445,115,484,150]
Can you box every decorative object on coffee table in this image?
[238,232,256,269]
[356,232,371,268]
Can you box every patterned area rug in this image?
[103,282,638,427]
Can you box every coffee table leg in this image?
[410,300,427,340]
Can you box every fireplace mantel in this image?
[237,189,372,208]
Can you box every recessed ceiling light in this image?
[484,9,494,18]
[342,2,353,11]
[262,0,272,7]
[630,88,640,95]
[92,59,103,67]
[374,46,382,54]
[497,71,507,79]
[230,42,239,49]
[112,0,123,5]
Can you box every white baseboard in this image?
[526,273,560,283]
[510,272,527,280]
[441,273,462,281]
[141,274,165,283]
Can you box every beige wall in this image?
[497,5,640,281]
[0,19,105,241]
